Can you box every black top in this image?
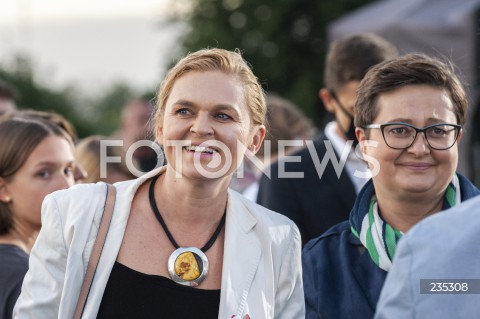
[97,262,221,319]
[0,244,29,319]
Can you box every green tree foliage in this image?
[83,82,137,136]
[83,83,156,136]
[167,0,376,126]
[0,55,92,137]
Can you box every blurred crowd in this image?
[2,32,480,319]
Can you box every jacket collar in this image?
[218,190,261,318]
[347,173,480,313]
[86,167,262,318]
[83,167,167,315]
[349,238,387,312]
[119,168,263,318]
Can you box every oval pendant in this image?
[168,247,209,287]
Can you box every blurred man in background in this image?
[116,99,159,172]
[257,33,398,245]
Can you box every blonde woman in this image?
[15,49,304,319]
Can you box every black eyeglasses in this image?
[362,122,462,150]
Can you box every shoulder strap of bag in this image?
[73,183,116,319]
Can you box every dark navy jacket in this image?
[302,173,480,319]
[257,134,356,246]
[303,221,386,319]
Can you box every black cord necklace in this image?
[148,175,226,287]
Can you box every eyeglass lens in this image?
[382,124,458,150]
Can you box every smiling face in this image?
[1,135,75,230]
[158,70,265,181]
[357,84,461,200]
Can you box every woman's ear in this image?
[249,125,266,154]
[155,125,164,145]
[0,177,12,204]
[356,127,368,154]
[457,128,463,143]
[356,127,366,142]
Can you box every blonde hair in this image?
[75,135,136,183]
[155,48,266,135]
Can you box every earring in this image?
[3,196,11,203]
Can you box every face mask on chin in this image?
[330,90,358,149]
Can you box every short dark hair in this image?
[324,33,398,93]
[355,53,468,127]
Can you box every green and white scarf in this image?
[350,174,461,271]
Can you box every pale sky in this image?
[0,0,169,23]
[0,0,186,93]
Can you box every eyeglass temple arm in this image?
[363,124,382,129]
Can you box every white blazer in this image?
[14,167,305,318]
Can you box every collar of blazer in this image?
[219,189,261,318]
[88,166,262,318]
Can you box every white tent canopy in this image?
[328,0,480,177]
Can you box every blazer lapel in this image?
[218,191,262,319]
[82,168,167,316]
[349,235,386,312]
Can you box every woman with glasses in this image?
[302,53,480,319]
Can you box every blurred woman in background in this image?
[75,135,137,184]
[7,109,88,183]
[0,115,75,319]
[230,93,316,201]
